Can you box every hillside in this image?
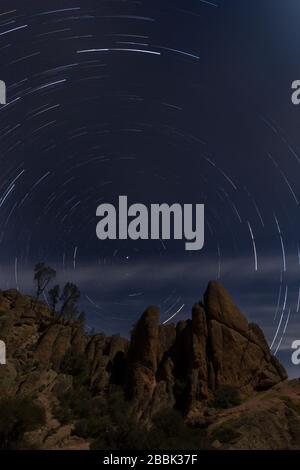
[0,281,300,450]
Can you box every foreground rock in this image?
[208,379,300,450]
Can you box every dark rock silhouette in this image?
[125,281,286,422]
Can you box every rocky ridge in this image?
[0,281,299,450]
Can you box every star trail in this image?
[0,0,300,375]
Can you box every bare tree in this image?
[78,311,86,326]
[48,285,60,312]
[60,282,80,319]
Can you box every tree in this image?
[78,311,86,326]
[60,282,80,319]
[212,385,241,409]
[63,303,79,321]
[34,263,56,299]
[142,409,209,450]
[48,285,60,312]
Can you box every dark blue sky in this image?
[1,0,300,376]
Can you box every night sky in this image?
[1,0,300,375]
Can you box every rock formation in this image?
[125,281,286,421]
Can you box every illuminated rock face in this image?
[0,80,6,105]
[96,195,205,251]
[0,340,5,364]
[125,281,287,419]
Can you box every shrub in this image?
[53,385,92,424]
[54,384,137,450]
[0,396,45,449]
[281,396,300,415]
[212,385,241,409]
[212,421,241,443]
[173,378,188,410]
[55,383,210,450]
